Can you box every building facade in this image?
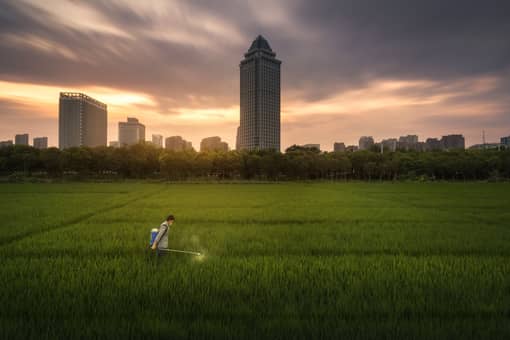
[118,118,145,146]
[441,134,465,150]
[501,136,510,147]
[426,138,442,151]
[334,142,346,152]
[0,140,13,148]
[15,134,29,146]
[152,134,163,148]
[59,92,107,149]
[359,136,374,150]
[201,136,228,152]
[165,136,193,151]
[33,137,48,149]
[381,138,398,152]
[237,35,281,151]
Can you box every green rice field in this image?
[0,183,509,339]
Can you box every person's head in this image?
[166,214,175,224]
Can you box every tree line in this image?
[0,144,509,181]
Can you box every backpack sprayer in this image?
[150,228,202,256]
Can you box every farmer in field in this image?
[151,214,175,255]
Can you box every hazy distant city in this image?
[1,36,509,153]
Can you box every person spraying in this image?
[151,214,175,255]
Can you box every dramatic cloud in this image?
[0,0,509,148]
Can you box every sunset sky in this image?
[1,0,509,149]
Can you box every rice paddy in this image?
[0,183,509,339]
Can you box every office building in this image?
[346,145,359,152]
[0,140,13,148]
[59,92,107,149]
[359,136,374,150]
[165,136,193,151]
[33,137,48,149]
[334,142,346,152]
[118,117,145,146]
[152,134,163,148]
[15,134,29,146]
[237,35,281,151]
[441,134,465,150]
[201,136,228,152]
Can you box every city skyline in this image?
[1,1,510,150]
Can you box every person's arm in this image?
[151,223,168,250]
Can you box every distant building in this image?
[359,136,374,150]
[381,138,398,152]
[0,140,13,148]
[334,142,346,152]
[501,136,510,147]
[118,117,145,146]
[426,138,442,151]
[33,137,48,149]
[15,134,29,146]
[398,135,419,151]
[201,136,228,152]
[303,144,320,151]
[152,134,163,148]
[441,134,465,150]
[109,141,120,148]
[237,35,281,151]
[165,136,193,151]
[59,92,107,149]
[469,143,502,150]
[346,145,359,152]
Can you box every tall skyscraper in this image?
[15,134,29,146]
[237,35,281,151]
[33,137,48,149]
[118,118,145,146]
[152,134,163,148]
[59,92,107,149]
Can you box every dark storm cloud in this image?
[0,0,509,107]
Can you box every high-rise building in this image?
[359,136,374,150]
[346,145,359,152]
[201,136,228,152]
[237,35,281,151]
[152,134,163,148]
[426,138,442,151]
[165,136,193,151]
[0,140,13,148]
[59,92,107,149]
[334,142,346,152]
[33,137,48,149]
[15,134,29,146]
[381,138,398,152]
[441,134,465,150]
[501,136,510,147]
[118,118,145,146]
[398,135,419,150]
